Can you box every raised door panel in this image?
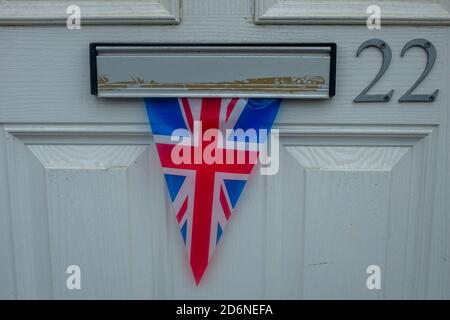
[262,125,437,299]
[4,125,170,299]
[254,0,450,25]
[0,0,181,25]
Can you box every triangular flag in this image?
[146,97,280,284]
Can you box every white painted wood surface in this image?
[0,0,448,299]
[0,0,180,25]
[255,0,450,25]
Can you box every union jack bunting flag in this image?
[145,98,280,284]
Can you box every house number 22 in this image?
[354,38,438,103]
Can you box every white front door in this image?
[0,0,449,299]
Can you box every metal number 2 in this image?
[398,39,439,102]
[354,39,394,103]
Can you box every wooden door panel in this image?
[278,127,436,299]
[4,126,166,298]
